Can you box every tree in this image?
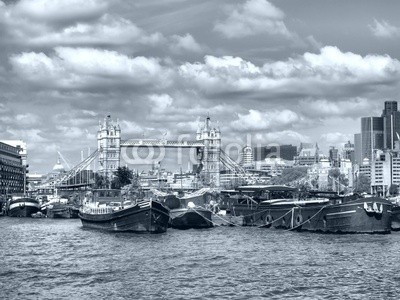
[389,184,399,196]
[354,173,371,194]
[269,167,308,185]
[94,173,108,189]
[111,166,133,189]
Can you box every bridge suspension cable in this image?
[219,150,258,183]
[55,149,99,187]
[37,150,99,189]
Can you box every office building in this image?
[382,101,400,150]
[361,117,384,161]
[0,141,24,195]
[240,146,254,165]
[253,144,297,161]
[294,143,319,166]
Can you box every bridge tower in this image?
[196,116,221,187]
[97,115,121,184]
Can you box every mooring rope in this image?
[190,206,221,227]
[199,206,239,226]
[286,205,327,231]
[257,208,294,228]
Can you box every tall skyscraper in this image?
[342,140,355,162]
[354,133,362,164]
[361,117,384,161]
[382,100,400,150]
[329,146,339,167]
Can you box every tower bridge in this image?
[98,115,221,187]
[39,115,251,190]
[120,139,205,148]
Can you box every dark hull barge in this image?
[8,197,40,217]
[169,207,213,229]
[228,186,392,234]
[79,199,170,233]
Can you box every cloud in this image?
[231,109,300,132]
[169,34,203,53]
[148,94,174,114]
[306,35,323,50]
[369,19,400,38]
[252,130,310,145]
[5,113,40,126]
[320,132,353,145]
[0,1,167,50]
[179,46,400,97]
[10,47,173,90]
[299,98,376,119]
[214,0,291,39]
[27,14,163,47]
[13,0,108,24]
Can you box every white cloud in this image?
[119,120,146,136]
[55,125,88,139]
[306,35,323,50]
[148,94,174,114]
[169,34,203,53]
[214,0,291,39]
[253,130,310,144]
[10,47,173,89]
[320,132,353,145]
[28,15,150,47]
[0,2,166,49]
[231,109,300,132]
[179,46,400,96]
[6,128,47,144]
[14,0,108,23]
[369,19,400,38]
[299,98,374,118]
[2,113,39,126]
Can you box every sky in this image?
[1,0,400,173]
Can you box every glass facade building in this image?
[361,117,384,161]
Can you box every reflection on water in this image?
[0,217,399,299]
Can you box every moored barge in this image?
[79,198,170,233]
[7,196,40,217]
[228,186,392,234]
[160,189,214,230]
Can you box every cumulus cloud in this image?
[369,19,400,38]
[214,0,291,39]
[299,98,376,119]
[179,46,400,97]
[169,34,203,54]
[231,109,300,132]
[10,47,173,90]
[0,1,167,49]
[148,94,174,114]
[27,15,163,47]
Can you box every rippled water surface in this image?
[1,217,400,299]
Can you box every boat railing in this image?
[82,206,114,214]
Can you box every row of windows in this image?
[0,179,23,187]
[0,143,19,154]
[0,157,22,168]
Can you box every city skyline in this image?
[1,0,400,173]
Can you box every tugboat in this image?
[7,195,40,217]
[229,186,392,234]
[79,190,170,233]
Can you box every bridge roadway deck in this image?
[120,139,205,148]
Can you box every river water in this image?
[0,217,399,299]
